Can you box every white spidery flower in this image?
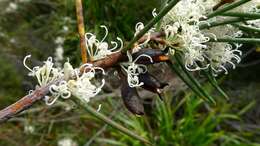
[67,63,105,102]
[206,43,242,75]
[176,23,210,71]
[160,0,211,72]
[23,55,63,87]
[85,25,123,60]
[162,0,207,25]
[24,56,105,105]
[121,51,153,88]
[45,81,71,105]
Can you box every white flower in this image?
[45,81,71,105]
[121,51,153,88]
[23,55,63,87]
[24,56,105,105]
[67,63,105,102]
[165,22,210,71]
[206,43,242,75]
[58,138,78,146]
[162,0,208,25]
[85,25,123,60]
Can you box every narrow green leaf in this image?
[209,37,260,44]
[174,54,216,105]
[167,56,213,103]
[206,0,251,19]
[202,69,229,100]
[75,98,153,145]
[220,12,260,19]
[233,23,260,34]
[199,17,257,29]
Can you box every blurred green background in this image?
[0,0,259,146]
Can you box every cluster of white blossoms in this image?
[121,51,153,88]
[159,0,254,74]
[85,25,123,60]
[206,43,242,75]
[23,55,105,105]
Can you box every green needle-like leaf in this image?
[174,54,216,105]
[209,37,260,44]
[75,98,153,145]
[202,69,229,100]
[167,54,215,104]
[206,0,251,19]
[232,23,260,34]
[220,12,260,19]
[199,17,258,29]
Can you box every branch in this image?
[0,31,167,123]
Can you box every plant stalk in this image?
[75,0,88,63]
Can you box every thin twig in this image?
[75,0,88,63]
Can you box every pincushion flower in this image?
[24,55,105,105]
[67,63,105,102]
[45,81,71,105]
[85,25,123,60]
[23,55,63,87]
[206,43,242,75]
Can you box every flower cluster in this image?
[160,0,244,75]
[24,55,105,105]
[206,43,242,75]
[85,25,123,61]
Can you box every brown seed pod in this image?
[139,72,168,100]
[118,69,144,115]
[132,49,169,64]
